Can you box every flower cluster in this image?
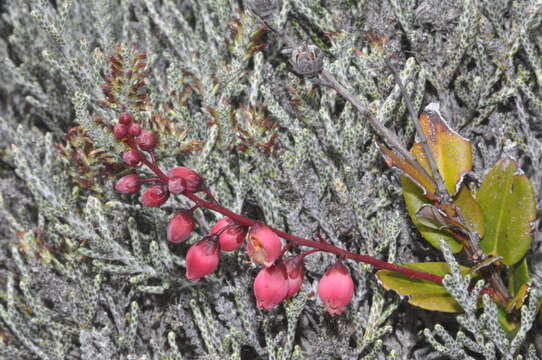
[112,111,355,314]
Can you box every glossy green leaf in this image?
[454,186,485,237]
[478,159,536,266]
[508,258,530,297]
[401,175,462,253]
[376,262,472,312]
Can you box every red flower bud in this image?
[114,174,141,194]
[140,185,169,207]
[210,217,246,251]
[318,262,354,315]
[284,255,304,298]
[128,123,142,136]
[167,211,195,243]
[122,149,142,167]
[136,130,158,151]
[119,112,133,125]
[167,167,202,193]
[167,176,186,195]
[247,223,282,267]
[253,262,289,310]
[113,123,128,139]
[185,237,220,281]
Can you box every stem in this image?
[184,192,443,284]
[384,57,450,203]
[126,138,169,183]
[319,71,437,192]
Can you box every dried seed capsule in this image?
[289,44,324,77]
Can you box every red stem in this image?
[123,135,443,285]
[183,192,444,284]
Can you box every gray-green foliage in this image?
[0,0,541,359]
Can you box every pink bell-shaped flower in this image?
[114,174,141,194]
[167,211,195,243]
[185,237,220,281]
[253,262,289,310]
[140,184,169,207]
[167,166,202,193]
[246,223,282,267]
[283,255,304,298]
[317,262,354,315]
[210,217,246,251]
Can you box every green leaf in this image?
[508,258,530,297]
[376,262,472,312]
[454,186,485,237]
[401,176,462,253]
[478,159,536,266]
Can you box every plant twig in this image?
[319,70,437,191]
[384,57,451,203]
[183,192,444,284]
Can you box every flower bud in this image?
[122,149,142,167]
[114,174,141,194]
[253,262,289,310]
[136,130,158,151]
[318,262,354,315]
[210,217,246,251]
[167,176,186,195]
[247,223,282,267]
[119,112,133,125]
[185,237,220,281]
[284,255,304,298]
[113,123,128,139]
[167,167,203,193]
[167,211,195,243]
[128,123,142,136]
[140,185,169,207]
